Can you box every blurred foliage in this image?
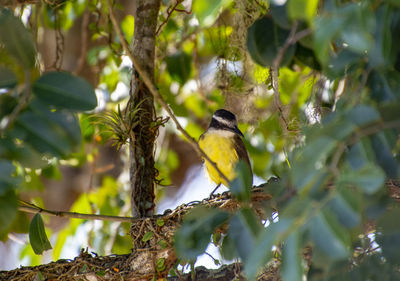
[0,0,399,280]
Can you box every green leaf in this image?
[369,5,392,68]
[379,102,400,123]
[281,231,303,281]
[228,208,262,261]
[291,136,336,192]
[309,210,349,260]
[376,208,400,265]
[346,105,380,127]
[270,2,292,29]
[0,8,36,68]
[9,211,30,234]
[29,213,52,255]
[0,189,18,234]
[0,66,17,89]
[156,258,166,272]
[368,70,400,102]
[230,161,253,202]
[221,232,237,260]
[341,6,374,54]
[346,142,369,171]
[328,187,361,228]
[370,134,398,179]
[298,136,337,164]
[324,49,363,79]
[244,218,293,280]
[338,163,385,194]
[293,44,321,71]
[121,15,135,44]
[0,94,17,119]
[142,231,154,242]
[0,137,49,169]
[14,102,81,158]
[156,218,165,227]
[193,0,232,27]
[247,17,296,67]
[0,160,20,195]
[313,15,346,65]
[157,239,168,249]
[33,72,97,111]
[288,0,319,23]
[165,51,192,85]
[174,206,229,260]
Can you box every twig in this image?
[18,200,135,223]
[329,119,400,177]
[355,67,371,104]
[272,21,299,70]
[270,23,312,134]
[348,120,400,145]
[106,0,230,185]
[270,67,288,133]
[156,0,190,36]
[330,142,346,176]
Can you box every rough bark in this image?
[129,0,161,218]
[2,181,399,280]
[0,188,274,281]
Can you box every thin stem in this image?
[270,23,312,134]
[19,201,135,223]
[106,0,230,185]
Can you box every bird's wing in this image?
[233,134,252,175]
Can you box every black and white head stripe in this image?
[208,109,244,137]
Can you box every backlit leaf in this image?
[193,0,232,27]
[29,213,52,255]
[288,0,319,23]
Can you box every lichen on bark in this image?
[129,0,161,218]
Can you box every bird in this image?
[198,109,252,195]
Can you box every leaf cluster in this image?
[174,1,400,280]
[0,7,97,254]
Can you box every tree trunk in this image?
[129,0,161,217]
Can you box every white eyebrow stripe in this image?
[207,128,236,137]
[213,115,235,127]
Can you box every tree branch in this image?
[18,200,135,223]
[156,0,191,36]
[106,0,230,185]
[270,23,312,134]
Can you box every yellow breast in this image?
[198,131,239,186]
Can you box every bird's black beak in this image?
[234,125,244,137]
